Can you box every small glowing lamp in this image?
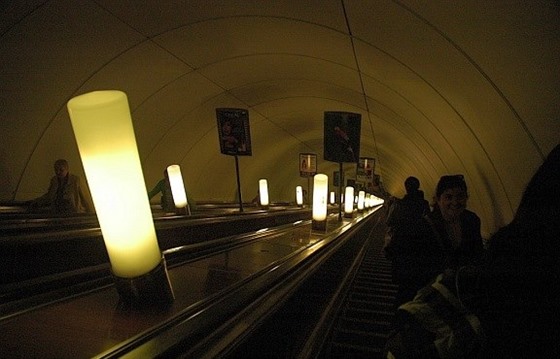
[312,174,328,231]
[296,185,303,206]
[167,164,189,215]
[344,186,354,218]
[67,90,173,307]
[372,195,385,206]
[358,190,365,211]
[330,191,336,205]
[259,179,269,208]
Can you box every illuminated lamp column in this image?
[259,179,269,209]
[67,90,173,307]
[167,164,190,215]
[312,174,328,231]
[344,186,354,218]
[357,190,365,212]
[330,191,336,205]
[296,185,304,207]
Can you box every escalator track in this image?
[319,227,396,358]
[221,212,397,359]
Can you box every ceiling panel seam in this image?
[341,0,381,170]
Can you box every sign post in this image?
[216,108,252,212]
[324,111,361,221]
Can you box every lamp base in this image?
[312,219,327,232]
[344,212,354,218]
[175,206,188,215]
[113,256,174,309]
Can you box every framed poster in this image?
[216,108,252,156]
[357,157,375,184]
[299,153,317,177]
[324,111,361,163]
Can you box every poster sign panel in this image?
[216,108,252,156]
[324,111,361,163]
[299,153,317,177]
[357,157,375,184]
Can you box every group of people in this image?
[28,159,191,215]
[384,144,560,358]
[385,174,484,309]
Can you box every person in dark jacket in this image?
[385,176,441,309]
[385,144,560,359]
[148,169,175,213]
[425,174,484,269]
[386,176,430,229]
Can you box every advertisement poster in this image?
[357,157,375,185]
[323,111,361,163]
[216,108,252,156]
[299,153,317,177]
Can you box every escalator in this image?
[221,211,397,359]
[319,228,396,358]
[1,206,385,358]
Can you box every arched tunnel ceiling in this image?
[1,0,559,237]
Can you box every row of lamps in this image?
[67,89,383,309]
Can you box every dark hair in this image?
[404,176,420,193]
[514,144,560,227]
[435,174,467,198]
[54,159,68,168]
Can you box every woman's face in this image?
[437,187,467,222]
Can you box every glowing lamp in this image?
[67,90,173,307]
[258,178,269,208]
[296,185,304,206]
[312,174,328,231]
[344,186,354,218]
[372,195,385,206]
[330,191,336,205]
[167,164,189,215]
[358,190,365,211]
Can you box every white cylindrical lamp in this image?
[259,178,269,208]
[358,190,365,211]
[312,174,328,231]
[344,186,354,218]
[330,191,336,205]
[167,164,189,215]
[296,185,303,207]
[67,90,173,307]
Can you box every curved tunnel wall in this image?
[1,0,558,238]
